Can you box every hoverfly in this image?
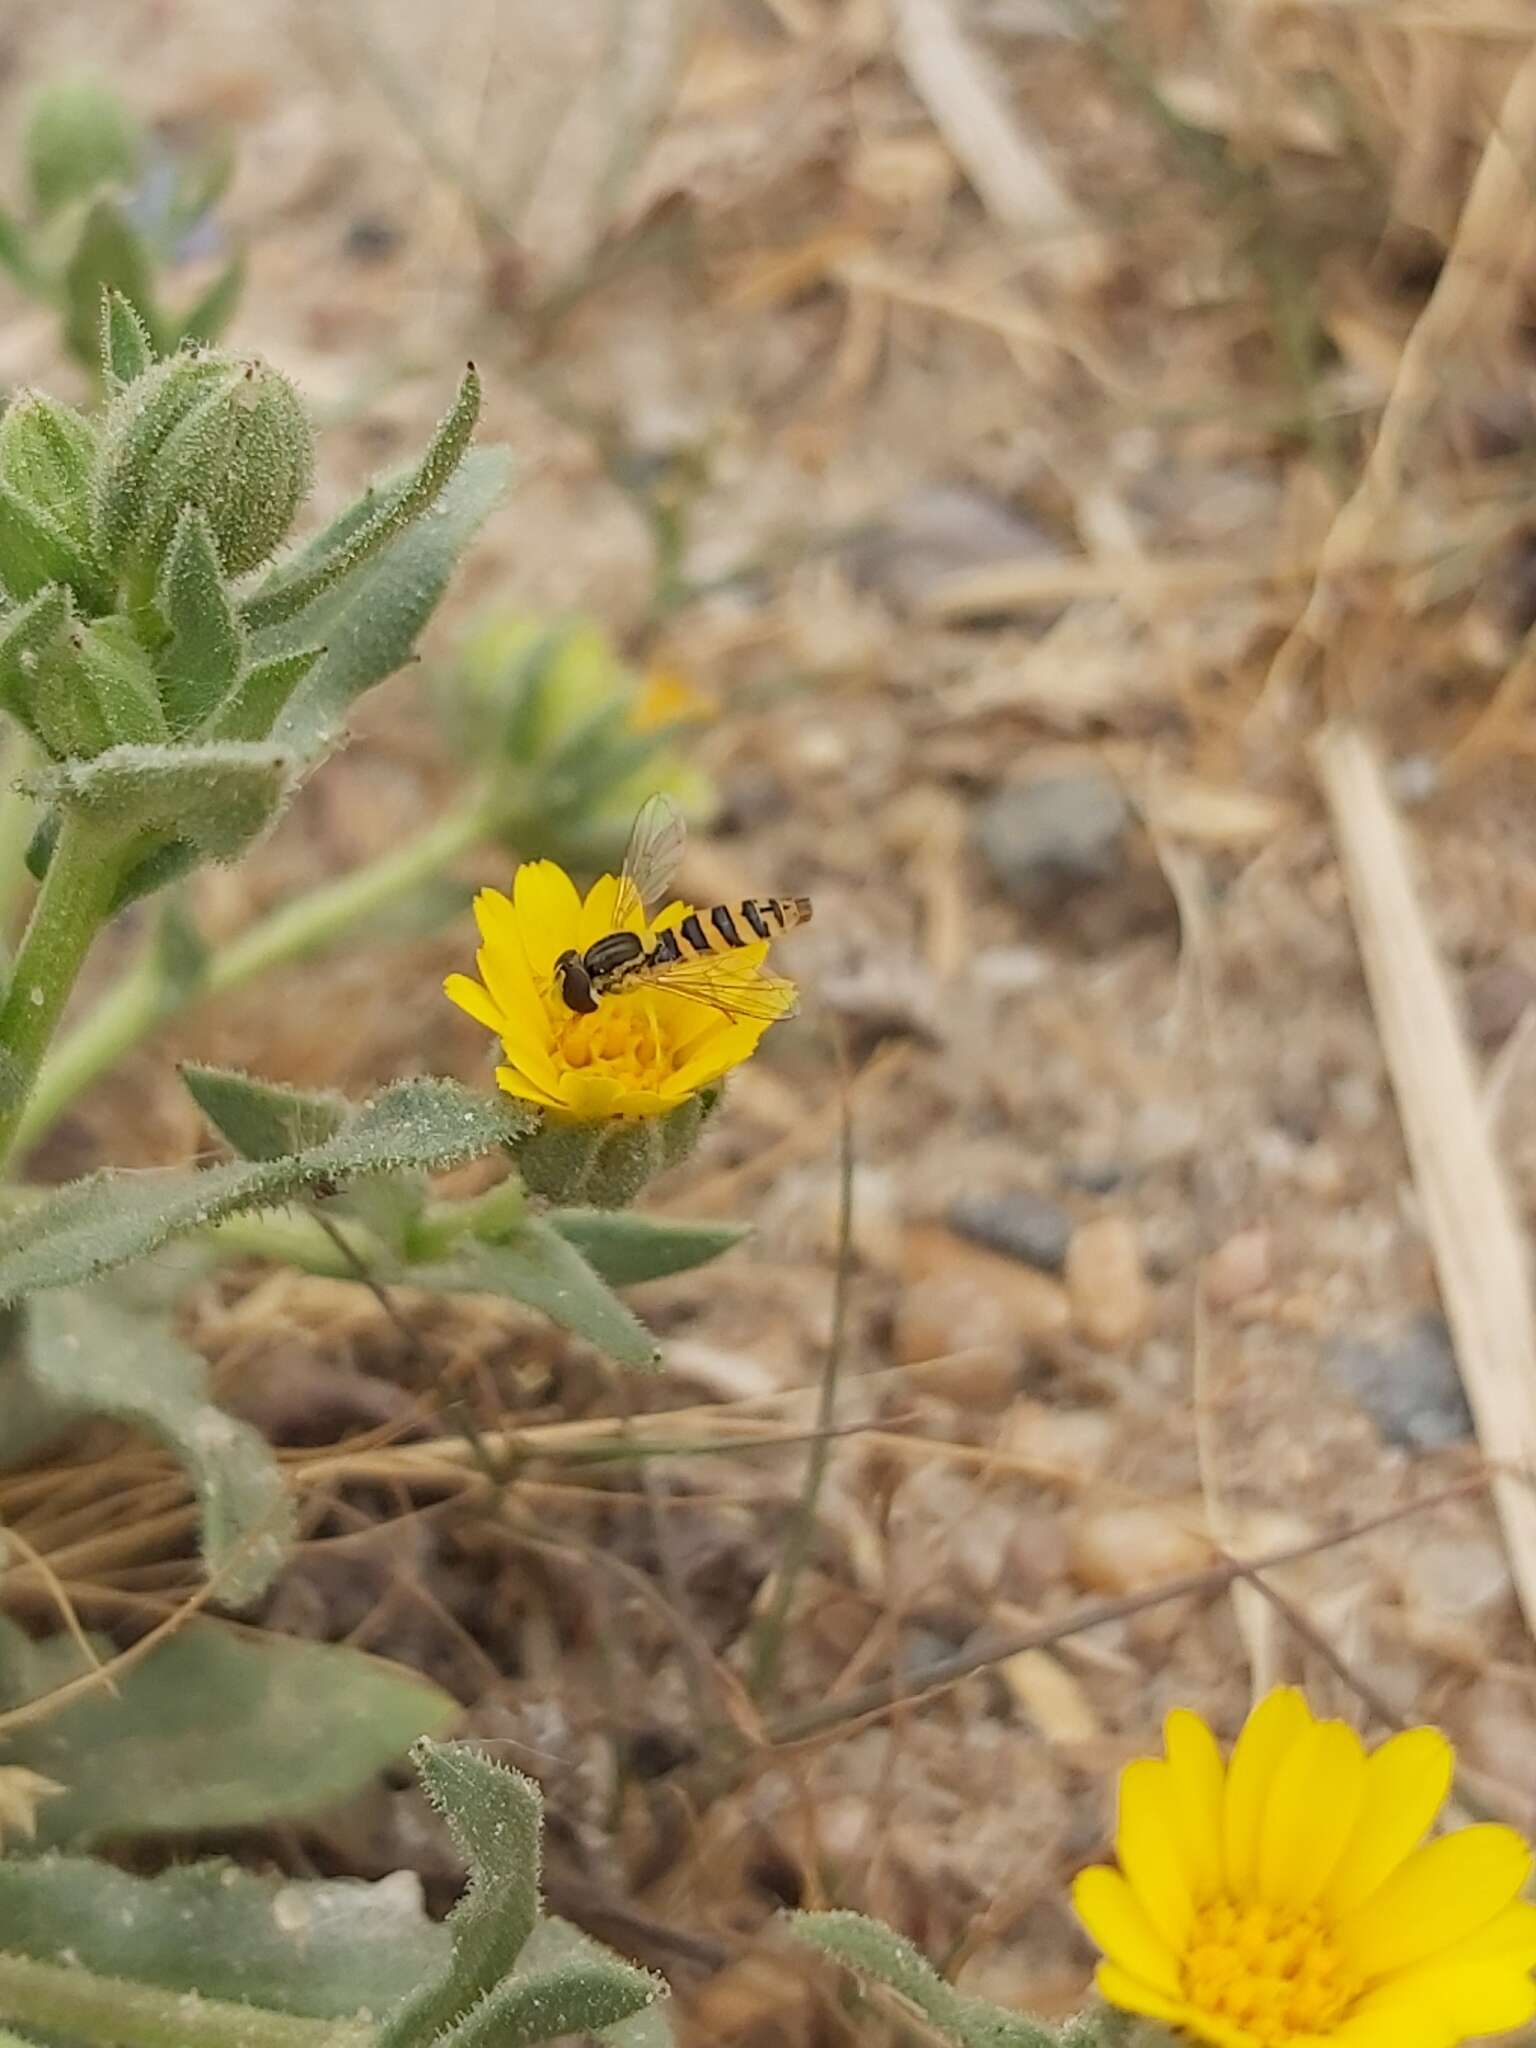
[552,795,810,1026]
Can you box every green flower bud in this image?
[90,350,315,583]
[24,78,143,219]
[515,1089,717,1209]
[0,392,97,547]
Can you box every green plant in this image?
[0,78,244,378]
[0,1736,671,2048]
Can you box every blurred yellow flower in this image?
[1074,1688,1536,2048]
[630,665,714,734]
[445,858,790,1121]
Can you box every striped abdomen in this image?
[648,897,812,966]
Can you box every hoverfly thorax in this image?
[583,930,646,989]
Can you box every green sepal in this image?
[242,363,481,632]
[0,391,98,546]
[100,285,156,386]
[64,616,169,753]
[516,1092,711,1210]
[550,1208,748,1285]
[0,582,74,749]
[204,642,323,740]
[43,738,289,855]
[157,504,244,730]
[0,476,108,609]
[62,196,162,370]
[181,1061,348,1160]
[24,78,143,219]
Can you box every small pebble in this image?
[1203,1228,1272,1306]
[973,774,1131,911]
[1069,1505,1213,1593]
[1000,1400,1116,1483]
[947,1188,1074,1273]
[842,482,1061,618]
[896,1229,1072,1375]
[1323,1311,1473,1449]
[1065,1215,1151,1351]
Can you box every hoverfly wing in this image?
[643,961,800,1025]
[612,792,689,931]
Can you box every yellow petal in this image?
[666,1023,764,1098]
[512,860,583,980]
[494,1063,563,1111]
[1256,1717,1365,1910]
[1093,1961,1191,2031]
[1433,1898,1536,1971]
[1322,1727,1454,1916]
[475,942,562,1092]
[1337,1824,1533,1979]
[443,972,505,1036]
[1222,1687,1313,1896]
[1364,1959,1536,2040]
[1095,1966,1256,2048]
[1164,1708,1226,1900]
[1115,1757,1195,1951]
[557,1071,633,1120]
[1071,1867,1181,1995]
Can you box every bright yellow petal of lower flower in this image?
[1321,1727,1454,1917]
[1338,1826,1534,1979]
[1073,1867,1182,1995]
[1165,1707,1227,1899]
[1094,1961,1195,2032]
[1257,1720,1366,1911]
[494,1062,564,1111]
[1223,1687,1314,1896]
[1117,1758,1196,1951]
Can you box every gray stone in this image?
[948,1189,1073,1273]
[974,775,1131,909]
[843,483,1061,617]
[1324,1311,1473,1450]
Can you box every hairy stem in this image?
[0,815,120,1168]
[17,792,498,1153]
[0,1951,365,2048]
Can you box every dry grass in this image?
[8,0,1536,2037]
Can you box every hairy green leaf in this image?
[26,1285,294,1606]
[0,1078,516,1299]
[0,1618,456,1847]
[517,1922,673,2048]
[550,1209,748,1286]
[378,1741,543,2048]
[45,739,290,855]
[157,505,244,731]
[0,476,106,607]
[0,1857,445,2019]
[437,1958,662,2048]
[182,1062,348,1159]
[100,286,155,385]
[420,1219,659,1369]
[204,642,324,741]
[267,446,511,759]
[242,366,484,633]
[788,1913,1058,2048]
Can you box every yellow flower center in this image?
[1183,1898,1360,2047]
[552,999,681,1092]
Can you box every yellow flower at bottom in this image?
[1073,1689,1536,2048]
[444,857,791,1121]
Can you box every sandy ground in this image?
[7,1,1536,2039]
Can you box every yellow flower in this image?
[444,858,791,1121]
[1073,1689,1536,2048]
